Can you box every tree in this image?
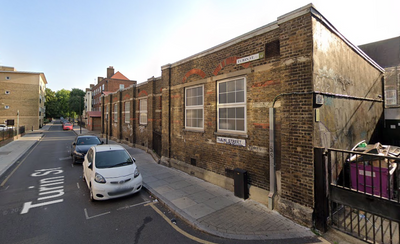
[56,89,71,118]
[69,88,85,116]
[44,88,58,118]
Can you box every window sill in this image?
[213,132,248,139]
[183,128,204,133]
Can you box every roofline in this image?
[310,7,384,72]
[162,3,384,73]
[0,70,48,84]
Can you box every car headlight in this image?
[134,168,140,178]
[94,173,106,183]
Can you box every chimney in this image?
[107,66,114,78]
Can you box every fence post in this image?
[314,147,329,232]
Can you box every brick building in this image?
[0,66,48,130]
[100,4,384,227]
[359,36,400,146]
[91,66,136,112]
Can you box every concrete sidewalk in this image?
[72,126,328,242]
[0,122,360,243]
[0,125,51,177]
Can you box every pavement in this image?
[0,122,364,244]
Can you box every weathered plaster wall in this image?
[312,19,384,151]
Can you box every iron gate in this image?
[315,146,400,243]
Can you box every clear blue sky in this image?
[1,0,399,92]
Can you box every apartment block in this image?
[91,66,136,112]
[0,66,48,130]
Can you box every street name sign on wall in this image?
[217,136,246,147]
[236,52,265,65]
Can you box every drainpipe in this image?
[268,107,276,209]
[268,91,314,210]
[168,66,172,159]
[268,89,383,210]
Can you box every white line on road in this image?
[76,182,80,189]
[117,200,151,211]
[84,208,110,220]
[59,157,71,161]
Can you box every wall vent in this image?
[190,158,196,166]
[265,40,280,58]
[5,105,10,109]
[5,76,10,80]
[5,91,10,94]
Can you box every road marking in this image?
[76,182,80,189]
[58,157,71,161]
[1,135,44,187]
[21,199,64,214]
[145,202,217,244]
[116,200,151,211]
[84,208,110,220]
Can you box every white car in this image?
[83,144,142,201]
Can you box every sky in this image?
[1,0,399,92]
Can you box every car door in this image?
[84,148,94,186]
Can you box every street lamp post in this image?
[80,96,82,134]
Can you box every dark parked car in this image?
[71,135,103,163]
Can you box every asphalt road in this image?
[0,123,317,244]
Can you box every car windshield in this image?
[77,137,100,145]
[95,150,133,168]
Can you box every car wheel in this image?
[89,186,95,202]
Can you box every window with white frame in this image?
[125,102,130,123]
[119,84,124,90]
[185,85,204,129]
[217,77,246,133]
[385,89,397,106]
[139,99,147,125]
[113,104,117,123]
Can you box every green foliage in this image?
[44,88,85,118]
[69,88,85,116]
[56,89,71,117]
[44,88,58,118]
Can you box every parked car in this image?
[83,144,142,201]
[71,135,103,163]
[63,123,73,130]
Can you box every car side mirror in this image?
[88,163,92,169]
[72,142,76,146]
[101,141,104,144]
[132,158,136,162]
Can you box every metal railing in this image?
[328,147,400,244]
[0,126,25,144]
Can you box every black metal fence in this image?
[0,126,25,144]
[327,146,400,244]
